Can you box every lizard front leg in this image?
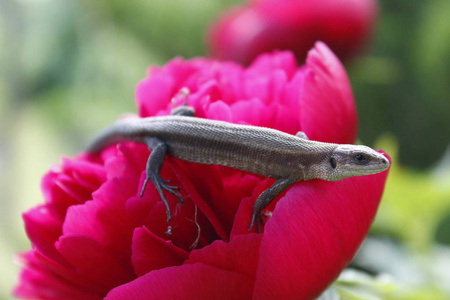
[295,131,309,139]
[141,137,184,222]
[250,178,297,233]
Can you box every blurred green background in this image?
[0,0,449,299]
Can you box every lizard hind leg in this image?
[249,178,297,233]
[141,137,185,222]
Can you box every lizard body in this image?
[87,109,389,231]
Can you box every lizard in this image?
[87,105,389,232]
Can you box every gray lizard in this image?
[87,106,389,232]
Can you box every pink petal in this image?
[229,98,271,126]
[248,50,297,79]
[186,234,262,279]
[136,75,175,117]
[208,100,233,122]
[14,265,103,300]
[131,227,189,276]
[61,157,106,191]
[103,143,148,179]
[208,0,377,64]
[56,235,134,289]
[256,0,378,60]
[208,7,261,65]
[14,250,105,299]
[41,157,106,220]
[62,177,138,255]
[41,172,83,221]
[243,52,296,105]
[105,264,254,300]
[23,206,64,263]
[299,42,357,144]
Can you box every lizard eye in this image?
[353,154,368,164]
[330,157,337,169]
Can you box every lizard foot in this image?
[140,173,184,222]
[249,210,265,233]
[248,178,297,233]
[142,137,185,222]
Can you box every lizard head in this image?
[324,145,389,181]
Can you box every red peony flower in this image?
[15,42,389,300]
[208,0,377,65]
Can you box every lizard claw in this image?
[140,178,150,198]
[249,211,265,233]
[160,182,184,205]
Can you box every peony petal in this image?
[131,227,189,276]
[186,234,262,279]
[54,158,105,204]
[136,75,175,117]
[229,98,271,126]
[103,143,148,179]
[213,62,247,102]
[243,51,297,105]
[248,50,297,79]
[208,100,233,122]
[23,206,64,263]
[105,263,253,300]
[62,177,138,257]
[61,157,106,191]
[14,261,103,300]
[208,0,377,64]
[253,156,390,299]
[208,7,259,65]
[255,0,378,60]
[14,250,106,298]
[299,42,357,144]
[56,235,135,290]
[41,172,83,221]
[40,157,106,221]
[53,174,93,204]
